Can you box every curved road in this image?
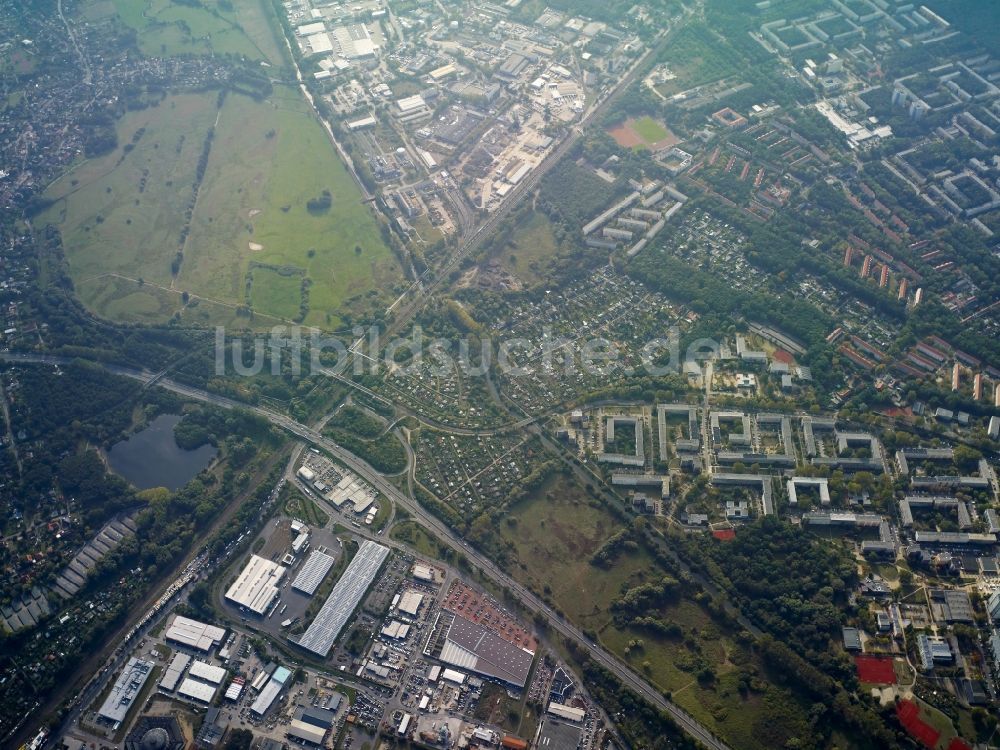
[2,352,729,750]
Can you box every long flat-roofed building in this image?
[914,530,997,547]
[159,652,191,692]
[412,563,435,582]
[331,23,377,59]
[188,660,227,685]
[287,700,339,744]
[178,677,217,704]
[251,678,283,717]
[547,702,586,722]
[288,719,326,746]
[165,615,226,652]
[437,613,535,688]
[803,512,882,528]
[300,704,339,727]
[382,620,410,639]
[98,657,153,725]
[397,590,424,617]
[297,22,326,36]
[397,95,427,113]
[293,541,390,657]
[225,555,286,615]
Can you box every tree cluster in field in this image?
[328,405,384,439]
[306,189,333,214]
[589,528,639,567]
[537,159,624,230]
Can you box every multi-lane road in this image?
[4,8,738,747]
[3,352,730,750]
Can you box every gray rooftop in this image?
[444,614,535,687]
[293,541,389,657]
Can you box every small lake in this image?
[107,414,217,491]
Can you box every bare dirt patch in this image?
[608,122,643,148]
[649,131,680,150]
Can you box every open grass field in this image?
[500,474,650,627]
[178,87,401,328]
[41,87,402,329]
[500,473,814,750]
[390,520,448,560]
[41,92,230,321]
[499,211,564,286]
[632,115,670,143]
[247,267,304,321]
[95,0,286,62]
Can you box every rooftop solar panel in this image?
[292,549,337,596]
[293,541,389,657]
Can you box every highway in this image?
[2,9,737,748]
[3,352,730,750]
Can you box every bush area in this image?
[660,517,903,747]
[323,417,406,475]
[327,405,384,439]
[695,517,856,654]
[537,159,625,229]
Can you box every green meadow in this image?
[632,115,670,143]
[500,474,814,750]
[41,87,402,329]
[103,0,285,62]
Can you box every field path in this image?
[83,272,303,327]
[171,106,225,291]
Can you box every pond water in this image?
[107,414,216,491]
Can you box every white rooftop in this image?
[178,677,217,703]
[188,660,227,685]
[165,615,226,652]
[225,554,286,615]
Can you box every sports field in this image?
[854,655,896,685]
[41,87,401,328]
[607,116,678,151]
[633,115,670,142]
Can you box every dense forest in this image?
[695,517,857,654]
